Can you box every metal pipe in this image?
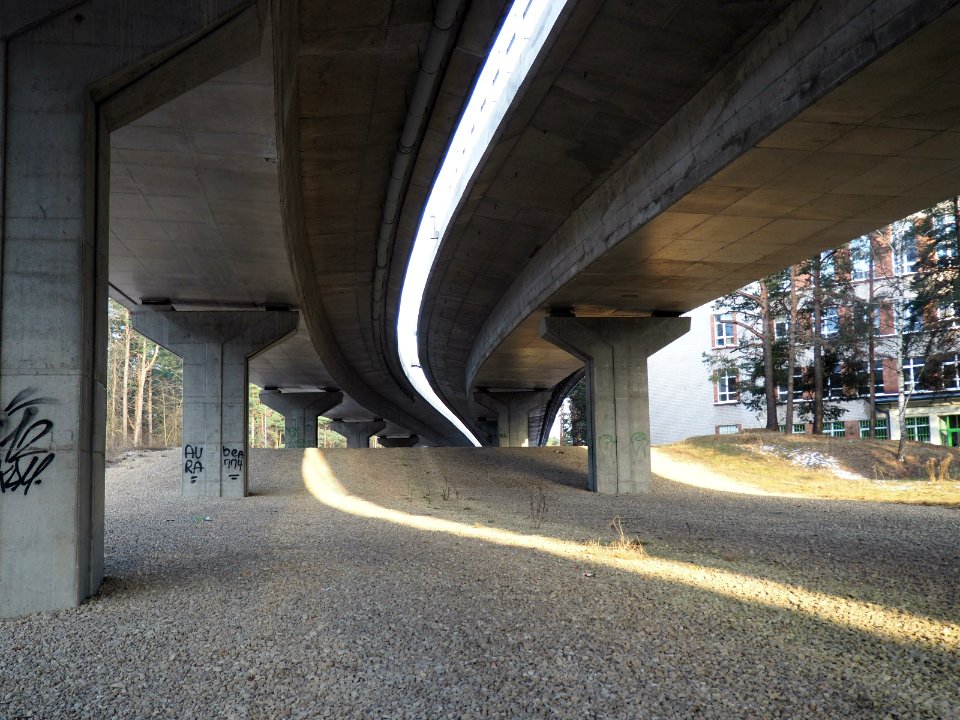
[371,0,464,310]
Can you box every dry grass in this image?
[660,431,960,507]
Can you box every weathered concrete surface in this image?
[0,0,262,618]
[0,0,262,619]
[259,390,343,448]
[269,0,511,448]
[132,311,297,496]
[541,317,690,493]
[411,0,960,443]
[329,420,387,449]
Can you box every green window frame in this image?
[824,421,845,437]
[859,419,888,440]
[905,417,931,443]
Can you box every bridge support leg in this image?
[259,390,343,448]
[329,420,386,448]
[0,0,261,617]
[540,317,689,493]
[377,435,419,448]
[474,390,549,447]
[133,311,297,497]
[0,46,109,619]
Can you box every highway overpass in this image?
[3,0,960,615]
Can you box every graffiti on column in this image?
[0,388,56,496]
[286,426,300,447]
[598,434,616,457]
[631,431,649,459]
[184,444,204,484]
[222,447,244,483]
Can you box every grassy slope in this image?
[659,431,960,507]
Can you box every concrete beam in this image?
[465,0,960,398]
[377,435,419,448]
[133,311,297,496]
[258,390,343,448]
[474,390,549,447]
[269,0,467,448]
[540,317,689,493]
[329,420,386,449]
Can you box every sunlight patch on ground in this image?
[651,448,791,497]
[302,449,958,652]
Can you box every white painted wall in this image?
[648,304,761,445]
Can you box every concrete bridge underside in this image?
[4,0,960,616]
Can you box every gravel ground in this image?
[1,446,958,719]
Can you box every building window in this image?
[850,235,871,280]
[793,423,807,434]
[825,363,847,399]
[714,313,735,347]
[938,302,959,328]
[821,307,840,338]
[716,372,737,403]
[936,235,957,263]
[904,356,927,393]
[824,421,845,437]
[717,424,740,435]
[896,234,918,275]
[940,355,960,390]
[905,416,931,443]
[856,360,886,397]
[902,301,923,333]
[820,251,836,280]
[777,369,808,402]
[774,318,790,339]
[859,419,888,440]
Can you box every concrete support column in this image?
[474,390,548,447]
[0,54,106,615]
[259,390,343,448]
[329,420,386,448]
[540,316,689,493]
[0,0,258,618]
[377,435,419,448]
[133,311,297,497]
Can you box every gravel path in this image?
[1,447,958,719]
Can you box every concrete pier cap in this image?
[474,389,550,447]
[259,390,344,448]
[329,420,387,448]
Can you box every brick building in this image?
[648,216,960,446]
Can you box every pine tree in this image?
[793,248,867,433]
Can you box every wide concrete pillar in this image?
[329,420,386,448]
[474,390,548,447]
[540,317,689,493]
[259,390,343,448]
[133,311,297,497]
[377,435,419,448]
[0,0,259,618]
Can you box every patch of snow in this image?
[751,444,864,480]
